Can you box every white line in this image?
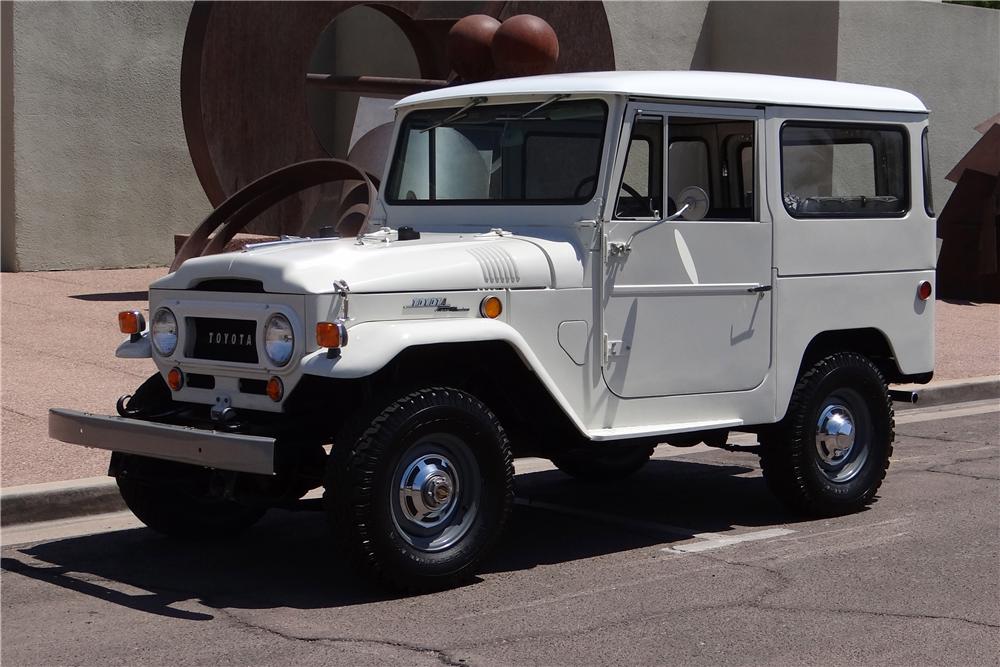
[895,400,999,425]
[663,528,796,554]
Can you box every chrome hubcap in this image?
[391,434,482,553]
[398,454,458,528]
[815,404,856,465]
[814,396,869,483]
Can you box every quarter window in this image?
[781,123,908,218]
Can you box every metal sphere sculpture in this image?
[447,14,501,82]
[491,14,559,78]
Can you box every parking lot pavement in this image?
[2,401,997,666]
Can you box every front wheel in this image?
[325,387,514,592]
[115,454,265,538]
[759,352,894,516]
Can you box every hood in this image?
[152,232,556,294]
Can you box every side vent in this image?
[468,246,521,286]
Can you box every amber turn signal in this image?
[917,280,933,301]
[118,310,146,335]
[316,321,348,348]
[266,376,284,402]
[166,367,183,391]
[480,296,503,319]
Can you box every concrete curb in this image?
[895,374,1000,409]
[2,375,997,529]
[1,476,123,527]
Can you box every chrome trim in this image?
[611,283,762,297]
[48,408,275,475]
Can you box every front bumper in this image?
[48,408,275,475]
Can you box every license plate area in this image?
[189,318,258,364]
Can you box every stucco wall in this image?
[604,1,710,71]
[837,1,1000,212]
[4,1,208,271]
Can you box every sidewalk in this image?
[2,268,998,487]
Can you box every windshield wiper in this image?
[495,94,569,121]
[419,96,488,133]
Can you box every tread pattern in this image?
[324,387,514,592]
[759,352,895,516]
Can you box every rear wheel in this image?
[325,387,514,592]
[115,454,265,538]
[760,352,894,516]
[551,443,656,481]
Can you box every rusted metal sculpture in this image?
[173,1,615,268]
[936,114,999,302]
[171,159,377,272]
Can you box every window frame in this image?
[779,120,911,220]
[613,114,664,221]
[921,127,935,217]
[384,99,610,206]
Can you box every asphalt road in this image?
[2,401,998,666]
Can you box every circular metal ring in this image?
[391,434,481,552]
[814,393,870,483]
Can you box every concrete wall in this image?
[836,1,1000,212]
[2,1,208,271]
[604,1,710,71]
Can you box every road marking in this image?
[895,400,999,425]
[663,528,796,554]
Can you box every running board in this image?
[587,418,744,442]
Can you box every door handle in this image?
[747,285,772,293]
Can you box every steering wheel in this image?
[619,182,657,217]
[573,175,597,199]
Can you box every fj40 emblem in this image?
[404,297,469,312]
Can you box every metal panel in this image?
[48,408,275,476]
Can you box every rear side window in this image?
[781,123,908,218]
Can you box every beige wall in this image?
[836,1,1000,211]
[2,1,998,271]
[2,1,208,271]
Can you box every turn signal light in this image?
[917,281,933,301]
[118,310,146,335]
[266,376,284,402]
[480,296,503,319]
[316,321,348,348]
[166,367,184,391]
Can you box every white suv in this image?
[50,71,936,591]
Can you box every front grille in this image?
[193,279,265,293]
[189,318,259,363]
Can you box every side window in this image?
[615,116,663,219]
[922,128,934,216]
[668,117,755,220]
[781,123,908,218]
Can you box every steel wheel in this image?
[391,436,482,552]
[760,352,894,516]
[325,387,514,592]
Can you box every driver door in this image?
[602,103,772,398]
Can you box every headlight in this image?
[264,314,294,366]
[150,308,178,357]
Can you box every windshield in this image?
[386,99,607,204]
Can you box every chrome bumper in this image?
[48,408,275,475]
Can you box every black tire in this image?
[551,443,656,481]
[759,352,894,517]
[115,455,265,538]
[324,387,514,592]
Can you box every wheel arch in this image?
[295,320,587,452]
[778,327,903,421]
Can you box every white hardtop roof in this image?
[397,70,927,114]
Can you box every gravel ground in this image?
[1,268,997,486]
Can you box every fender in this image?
[299,318,589,435]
